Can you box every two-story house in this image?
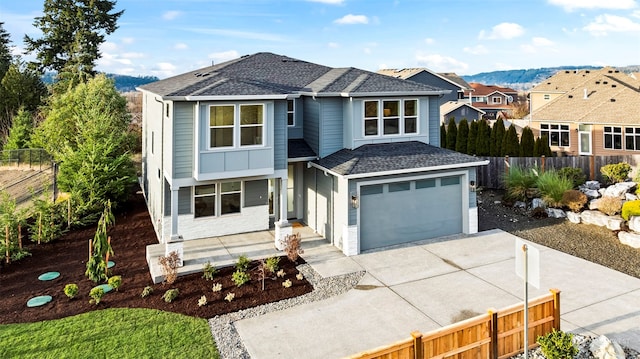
[529,67,640,156]
[465,83,519,120]
[138,53,487,256]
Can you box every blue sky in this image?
[2,0,639,78]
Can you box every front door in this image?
[579,124,592,155]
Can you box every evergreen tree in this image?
[533,136,541,157]
[456,118,469,154]
[491,119,506,156]
[503,124,520,156]
[0,22,12,81]
[520,126,535,157]
[446,117,457,151]
[467,120,478,155]
[440,123,446,148]
[540,135,553,157]
[24,0,124,83]
[3,109,34,150]
[475,120,491,156]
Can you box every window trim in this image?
[625,127,640,151]
[491,96,502,104]
[287,100,295,127]
[207,103,265,150]
[363,98,419,138]
[193,181,243,218]
[540,123,570,147]
[604,126,623,150]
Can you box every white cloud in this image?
[548,0,637,12]
[163,11,182,21]
[520,44,537,54]
[463,44,488,55]
[122,52,145,59]
[328,42,339,48]
[363,47,372,54]
[633,10,640,18]
[584,14,640,35]
[101,41,119,52]
[152,62,177,78]
[306,0,344,4]
[478,22,524,40]
[208,50,240,64]
[532,37,554,46]
[415,53,468,73]
[122,37,135,44]
[183,28,286,42]
[494,62,515,71]
[424,38,435,45]
[334,14,369,25]
[174,43,189,50]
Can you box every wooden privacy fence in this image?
[476,155,640,189]
[349,289,560,359]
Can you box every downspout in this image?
[154,96,165,242]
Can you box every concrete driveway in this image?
[235,229,640,358]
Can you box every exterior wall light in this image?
[470,180,477,192]
[351,193,359,208]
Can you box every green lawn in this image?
[0,308,219,359]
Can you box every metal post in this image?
[523,244,529,359]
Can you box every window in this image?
[388,182,410,192]
[364,101,379,136]
[625,127,640,151]
[491,96,502,104]
[364,99,419,137]
[604,126,622,150]
[544,94,550,100]
[194,185,216,218]
[441,176,461,186]
[240,105,263,146]
[416,179,435,189]
[287,100,295,126]
[361,184,383,195]
[208,104,264,149]
[540,123,570,147]
[194,181,242,218]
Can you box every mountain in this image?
[462,65,640,90]
[41,72,159,92]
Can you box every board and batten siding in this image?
[427,96,439,146]
[407,72,460,104]
[173,102,194,178]
[163,186,192,216]
[273,100,287,170]
[319,97,344,158]
[287,97,304,139]
[303,97,320,156]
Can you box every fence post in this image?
[488,308,498,359]
[550,289,561,331]
[411,331,423,359]
[504,155,510,178]
[590,155,595,181]
[541,155,546,174]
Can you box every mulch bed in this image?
[0,191,312,325]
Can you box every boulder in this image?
[514,201,527,209]
[531,198,545,209]
[584,189,601,199]
[581,210,609,227]
[606,216,625,231]
[628,216,640,232]
[546,208,566,218]
[583,180,601,190]
[619,231,640,248]
[603,182,637,198]
[566,211,581,224]
[625,193,638,201]
[589,335,625,359]
[589,198,600,210]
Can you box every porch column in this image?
[274,177,292,250]
[170,187,181,241]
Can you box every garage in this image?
[359,175,463,251]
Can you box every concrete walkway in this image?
[235,229,640,358]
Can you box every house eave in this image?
[310,160,490,180]
[297,90,451,98]
[288,157,318,163]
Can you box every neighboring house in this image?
[441,101,485,124]
[465,83,518,119]
[529,67,640,156]
[377,68,471,104]
[138,52,487,256]
[529,68,603,112]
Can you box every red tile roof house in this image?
[137,53,488,268]
[465,83,519,120]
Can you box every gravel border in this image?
[208,264,365,359]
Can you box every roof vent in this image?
[603,81,608,84]
[583,88,588,99]
[586,70,590,73]
[568,95,573,98]
[612,84,617,88]
[615,70,620,73]
[595,81,600,84]
[611,98,616,102]
[608,70,613,73]
[547,82,551,85]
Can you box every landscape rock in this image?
[531,198,545,209]
[589,335,625,359]
[603,182,637,198]
[584,189,601,199]
[583,180,601,190]
[625,193,638,201]
[514,201,527,209]
[546,208,566,218]
[581,210,610,227]
[606,216,625,231]
[618,231,640,249]
[628,216,640,233]
[589,198,601,210]
[566,211,581,224]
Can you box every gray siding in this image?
[428,97,440,146]
[245,179,268,207]
[303,97,320,157]
[163,186,192,215]
[173,102,194,178]
[303,166,317,229]
[287,98,304,139]
[274,100,287,170]
[408,72,461,104]
[319,97,344,158]
[443,106,483,124]
[316,171,333,240]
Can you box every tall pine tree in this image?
[456,118,469,154]
[440,123,446,148]
[520,126,535,157]
[0,22,11,81]
[475,120,491,156]
[491,119,506,156]
[446,117,457,151]
[503,124,520,156]
[467,120,478,155]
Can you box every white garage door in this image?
[360,176,463,251]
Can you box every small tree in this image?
[3,109,34,151]
[520,126,535,157]
[85,201,115,283]
[503,124,520,156]
[539,135,552,157]
[467,120,478,155]
[475,120,491,156]
[446,117,457,151]
[440,123,447,148]
[455,119,469,154]
[490,118,506,156]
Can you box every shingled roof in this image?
[139,52,445,99]
[530,67,613,93]
[377,68,471,90]
[313,141,486,177]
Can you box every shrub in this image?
[158,251,180,285]
[503,166,538,202]
[536,171,573,208]
[232,270,250,287]
[235,255,251,272]
[283,233,304,262]
[265,256,280,274]
[561,190,587,212]
[202,261,217,281]
[296,272,304,280]
[225,292,235,302]
[63,283,79,299]
[601,162,632,184]
[197,295,207,307]
[212,283,222,292]
[107,276,122,291]
[537,329,578,359]
[598,196,622,216]
[621,200,640,220]
[162,288,179,303]
[282,279,292,288]
[558,167,586,188]
[141,286,154,298]
[89,287,104,305]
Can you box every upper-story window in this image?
[364,99,418,137]
[544,94,550,100]
[209,104,264,149]
[491,96,502,104]
[287,100,295,126]
[541,123,569,147]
